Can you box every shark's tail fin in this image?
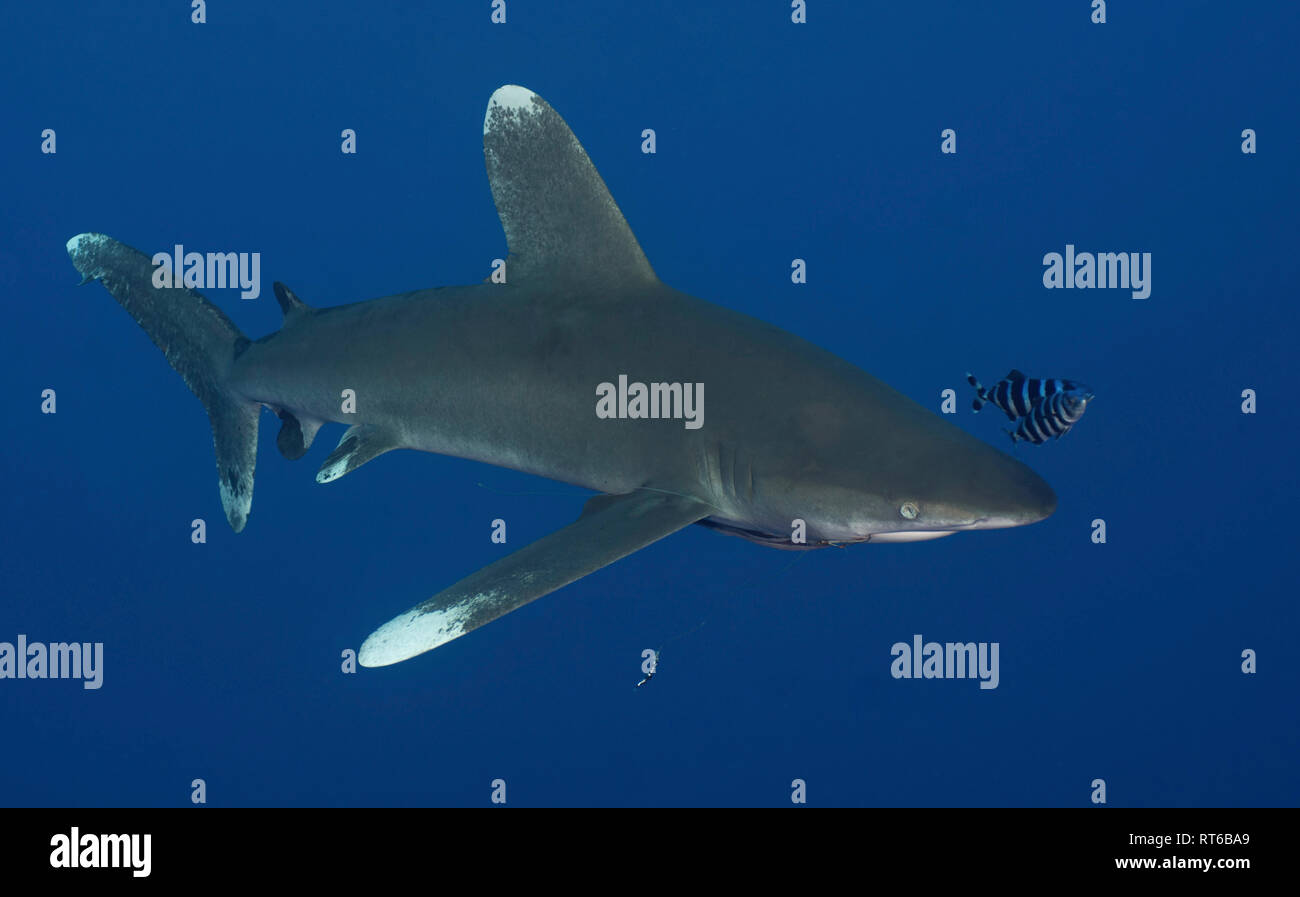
[66,233,259,532]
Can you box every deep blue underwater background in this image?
[2,2,1297,807]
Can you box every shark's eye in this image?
[900,501,919,520]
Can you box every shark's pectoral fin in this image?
[358,490,711,667]
[315,424,399,483]
[483,85,658,289]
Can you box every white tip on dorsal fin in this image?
[482,85,657,289]
[482,85,536,135]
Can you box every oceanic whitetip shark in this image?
[65,85,1056,668]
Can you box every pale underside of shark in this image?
[66,85,1056,668]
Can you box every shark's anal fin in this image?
[483,85,658,289]
[316,424,399,483]
[358,490,711,667]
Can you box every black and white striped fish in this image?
[965,369,1094,444]
[1006,389,1093,444]
[965,369,1088,421]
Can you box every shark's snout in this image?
[953,451,1056,531]
[976,451,1057,528]
[1009,465,1057,524]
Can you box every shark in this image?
[65,85,1056,668]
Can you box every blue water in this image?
[2,2,1296,807]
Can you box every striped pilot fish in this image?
[966,369,1094,444]
[1006,389,1094,444]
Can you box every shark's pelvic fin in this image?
[66,233,260,532]
[483,85,658,289]
[274,408,323,461]
[358,490,711,666]
[272,281,313,326]
[316,424,399,484]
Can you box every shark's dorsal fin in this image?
[483,85,657,289]
[273,281,313,326]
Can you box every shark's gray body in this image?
[67,86,1055,668]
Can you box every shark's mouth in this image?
[697,516,1010,548]
[864,530,960,543]
[695,517,834,549]
[863,517,1017,541]
[695,517,957,549]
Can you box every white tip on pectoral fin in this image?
[359,599,490,667]
[358,491,711,667]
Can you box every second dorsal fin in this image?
[273,281,313,325]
